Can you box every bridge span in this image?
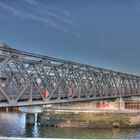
[0,43,140,107]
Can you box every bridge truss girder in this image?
[0,46,140,107]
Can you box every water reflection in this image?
[0,112,140,139]
[0,112,26,137]
[33,113,39,137]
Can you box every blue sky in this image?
[0,0,140,75]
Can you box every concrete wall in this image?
[43,100,125,111]
[37,110,140,128]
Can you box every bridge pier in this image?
[26,113,35,125]
[19,106,43,125]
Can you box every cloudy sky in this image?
[0,0,140,75]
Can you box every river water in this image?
[0,112,140,139]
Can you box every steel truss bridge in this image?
[0,44,140,107]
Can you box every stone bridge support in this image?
[19,106,43,125]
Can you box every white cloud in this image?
[0,2,69,32]
[46,11,74,26]
[0,2,18,15]
[23,0,75,27]
[26,3,75,27]
[27,14,62,29]
[0,1,82,36]
[24,0,37,6]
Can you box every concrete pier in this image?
[26,113,35,125]
[19,106,43,113]
[19,106,43,125]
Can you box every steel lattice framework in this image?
[0,45,140,107]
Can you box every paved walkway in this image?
[46,108,140,114]
[0,138,99,140]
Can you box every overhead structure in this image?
[0,43,140,107]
